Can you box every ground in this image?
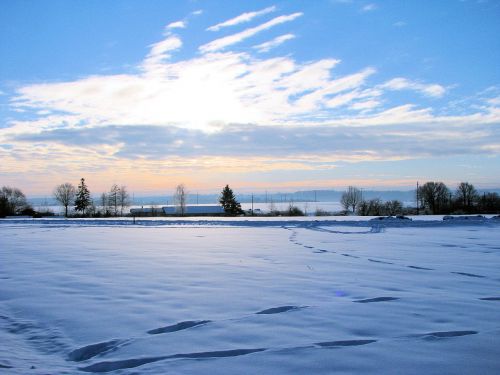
[1,218,500,374]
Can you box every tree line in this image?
[0,180,244,218]
[416,181,500,214]
[2,180,499,218]
[340,182,500,215]
[51,178,132,217]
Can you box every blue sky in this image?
[1,0,500,195]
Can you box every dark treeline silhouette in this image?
[357,199,404,216]
[417,181,500,214]
[0,186,34,217]
[340,181,500,216]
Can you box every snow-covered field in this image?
[1,218,500,374]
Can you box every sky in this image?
[1,0,500,196]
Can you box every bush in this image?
[315,208,331,216]
[287,205,304,216]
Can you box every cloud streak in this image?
[200,12,303,53]
[206,6,276,31]
[10,123,499,161]
[381,78,446,98]
[253,33,295,53]
[166,20,186,29]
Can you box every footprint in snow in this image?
[256,305,307,315]
[147,320,211,335]
[315,339,377,348]
[451,272,486,278]
[407,265,434,270]
[79,348,266,373]
[479,297,500,301]
[353,297,399,303]
[68,339,127,362]
[412,330,478,341]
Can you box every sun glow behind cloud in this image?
[2,4,500,194]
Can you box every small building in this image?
[162,205,225,216]
[130,207,164,216]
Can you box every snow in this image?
[1,218,499,374]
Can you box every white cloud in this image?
[253,33,295,53]
[166,21,186,29]
[349,99,381,111]
[381,77,446,98]
[207,6,276,31]
[8,9,495,141]
[487,96,500,106]
[361,3,377,12]
[142,35,182,73]
[393,21,406,27]
[200,12,303,53]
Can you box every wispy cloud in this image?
[200,12,303,53]
[361,3,378,12]
[381,77,446,98]
[142,35,182,72]
[8,23,494,137]
[253,33,295,53]
[207,6,276,31]
[166,20,186,29]
[7,121,500,177]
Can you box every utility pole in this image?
[251,193,254,216]
[196,192,199,205]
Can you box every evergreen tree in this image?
[219,185,242,215]
[74,178,91,216]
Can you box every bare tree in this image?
[0,186,30,216]
[455,182,477,212]
[384,200,403,216]
[340,186,362,213]
[53,183,76,217]
[100,192,109,216]
[108,184,120,216]
[174,184,188,216]
[118,186,131,216]
[478,192,500,213]
[417,181,450,214]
